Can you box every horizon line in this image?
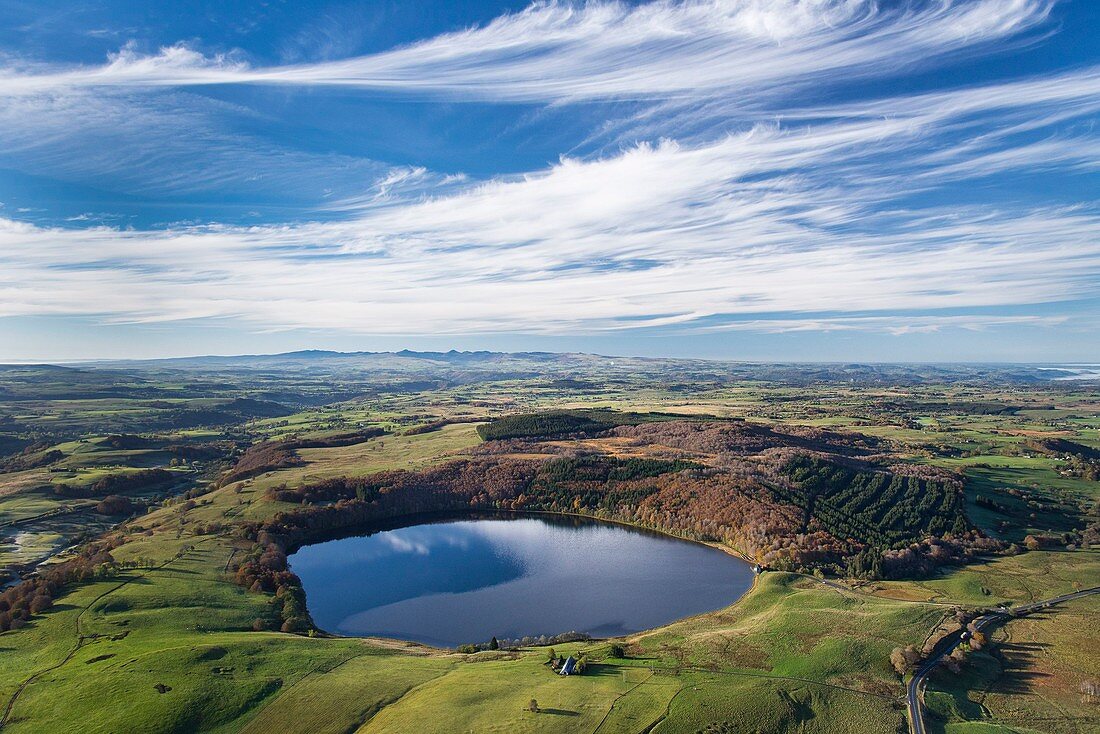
[1,348,1097,368]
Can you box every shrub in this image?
[96,494,134,515]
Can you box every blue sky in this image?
[0,0,1097,362]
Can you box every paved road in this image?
[907,586,1100,734]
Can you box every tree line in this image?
[0,539,122,632]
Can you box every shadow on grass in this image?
[43,602,81,614]
[152,567,203,576]
[993,641,1052,695]
[536,709,580,716]
[577,664,622,678]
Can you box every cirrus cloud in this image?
[0,1,1053,103]
[0,0,1095,351]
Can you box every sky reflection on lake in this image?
[290,515,753,647]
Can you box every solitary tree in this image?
[489,636,499,650]
[890,646,921,676]
[528,699,539,713]
[890,647,907,675]
[941,649,961,674]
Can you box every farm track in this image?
[591,670,658,734]
[0,539,213,730]
[636,662,897,701]
[798,572,962,607]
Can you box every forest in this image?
[779,455,970,547]
[475,409,703,441]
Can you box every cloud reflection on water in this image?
[291,516,752,647]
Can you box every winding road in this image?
[906,586,1100,734]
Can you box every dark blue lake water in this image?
[290,515,753,648]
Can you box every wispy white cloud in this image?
[2,115,1097,335]
[0,88,401,201]
[701,314,1071,335]
[0,1,1053,102]
[0,0,1095,345]
[0,1,1081,203]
